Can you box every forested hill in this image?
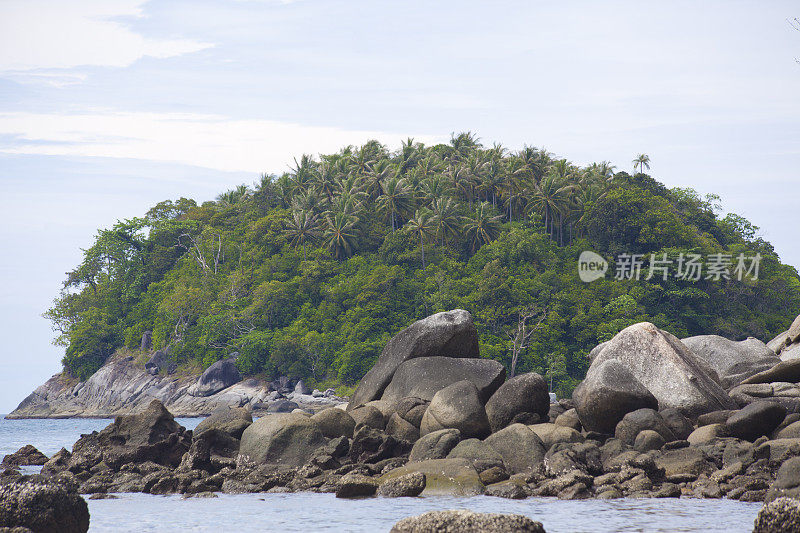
[46,134,800,396]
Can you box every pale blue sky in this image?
[0,0,798,412]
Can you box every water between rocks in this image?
[0,416,762,532]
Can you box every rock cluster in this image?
[14,309,800,521]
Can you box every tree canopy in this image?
[46,134,800,396]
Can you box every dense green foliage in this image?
[46,134,800,395]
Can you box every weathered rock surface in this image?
[592,323,736,416]
[380,357,505,404]
[754,497,800,533]
[573,359,657,434]
[2,446,48,467]
[188,357,242,397]
[409,429,461,462]
[311,408,356,439]
[420,381,491,439]
[390,510,545,533]
[8,354,344,419]
[682,335,779,388]
[742,358,800,385]
[0,477,89,533]
[485,423,546,474]
[615,409,677,445]
[485,373,550,433]
[238,413,326,467]
[724,402,786,441]
[376,472,426,497]
[348,309,480,409]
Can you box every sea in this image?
[0,416,762,532]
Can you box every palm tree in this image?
[528,174,573,241]
[284,209,321,261]
[290,154,316,191]
[312,161,339,201]
[430,197,460,246]
[323,212,359,260]
[377,177,414,231]
[405,208,436,268]
[632,154,650,175]
[364,159,394,200]
[462,202,503,253]
[420,175,453,206]
[449,131,481,161]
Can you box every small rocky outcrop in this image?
[380,356,505,404]
[484,424,545,474]
[409,429,461,462]
[390,510,545,533]
[376,471,426,497]
[485,372,550,433]
[573,359,658,434]
[379,458,484,496]
[419,380,491,439]
[188,357,242,397]
[754,497,800,533]
[310,408,356,439]
[592,323,736,417]
[2,446,48,467]
[238,413,326,467]
[0,477,89,533]
[348,309,480,409]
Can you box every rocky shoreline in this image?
[4,309,800,532]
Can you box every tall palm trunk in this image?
[420,234,425,269]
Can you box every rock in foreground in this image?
[753,497,800,533]
[390,510,545,533]
[0,477,89,533]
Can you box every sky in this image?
[0,0,798,413]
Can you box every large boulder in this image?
[682,335,780,388]
[238,413,326,467]
[484,423,546,474]
[310,407,356,439]
[592,322,736,416]
[68,399,190,471]
[724,401,786,441]
[188,357,241,397]
[390,510,545,533]
[2,445,48,467]
[379,458,484,496]
[0,477,89,533]
[764,457,800,502]
[348,310,479,409]
[380,357,505,404]
[194,406,252,439]
[572,359,658,434]
[420,381,491,439]
[409,429,461,462]
[485,373,550,433]
[446,438,505,468]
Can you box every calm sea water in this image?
[0,416,762,533]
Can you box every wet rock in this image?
[238,412,326,467]
[409,429,460,462]
[349,310,480,409]
[311,408,356,439]
[485,479,530,499]
[2,446,48,467]
[335,472,378,498]
[0,477,89,533]
[348,426,404,464]
[40,448,71,477]
[485,373,550,433]
[725,402,786,442]
[379,458,484,496]
[655,447,712,478]
[194,406,252,439]
[446,439,504,469]
[420,380,490,439]
[544,442,602,476]
[634,430,666,452]
[573,359,658,434]
[592,323,736,416]
[479,466,510,485]
[381,357,505,404]
[376,472,425,497]
[390,510,545,533]
[485,424,546,474]
[764,456,800,502]
[754,497,800,533]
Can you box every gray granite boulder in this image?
[485,373,550,433]
[188,357,241,397]
[573,359,657,434]
[390,510,545,533]
[238,413,326,467]
[484,423,546,474]
[420,380,491,439]
[754,497,800,533]
[0,477,89,533]
[348,310,480,409]
[380,357,505,404]
[592,322,736,417]
[682,335,780,388]
[194,406,252,439]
